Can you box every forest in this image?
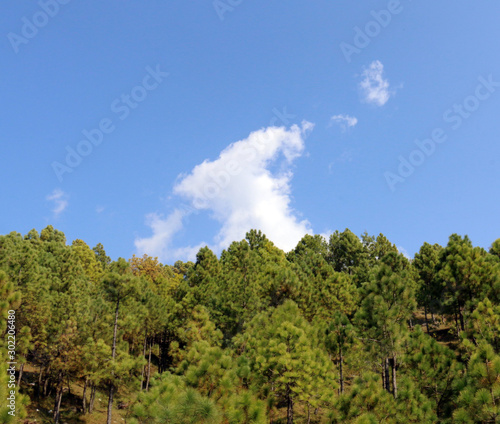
[0,226,499,424]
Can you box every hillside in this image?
[1,227,499,424]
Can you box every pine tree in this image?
[101,258,140,424]
[0,271,28,423]
[403,326,463,420]
[437,235,498,335]
[463,298,500,353]
[237,300,336,423]
[490,238,500,261]
[93,242,111,270]
[176,340,268,423]
[331,372,437,423]
[130,374,222,424]
[328,229,368,276]
[355,256,416,399]
[72,239,104,284]
[325,312,357,395]
[453,343,500,423]
[413,242,443,332]
[288,234,357,320]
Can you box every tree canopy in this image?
[1,227,499,423]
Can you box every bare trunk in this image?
[89,384,96,414]
[37,366,43,398]
[307,402,311,424]
[392,357,397,399]
[381,359,386,391]
[107,298,120,424]
[146,340,152,391]
[454,305,461,337]
[43,375,50,397]
[82,377,88,414]
[459,307,465,332]
[339,346,344,394]
[159,332,168,373]
[107,384,114,424]
[112,299,120,359]
[17,363,24,387]
[140,332,147,390]
[286,384,294,424]
[384,358,391,393]
[53,372,64,424]
[424,305,429,333]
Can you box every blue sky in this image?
[1,1,499,263]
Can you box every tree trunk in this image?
[146,340,152,391]
[384,358,391,393]
[160,331,169,373]
[107,384,114,424]
[89,383,96,414]
[111,299,120,359]
[107,298,120,424]
[459,307,465,332]
[287,387,294,424]
[381,359,386,391]
[306,402,311,424]
[53,372,64,424]
[424,305,429,333]
[82,377,88,414]
[158,333,163,373]
[37,366,43,398]
[43,375,50,397]
[392,357,397,399]
[454,308,460,337]
[17,363,24,387]
[339,346,344,394]
[140,332,147,390]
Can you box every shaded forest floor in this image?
[412,310,460,350]
[21,364,137,424]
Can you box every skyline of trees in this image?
[0,226,499,423]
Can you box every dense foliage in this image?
[0,226,499,423]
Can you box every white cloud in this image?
[46,189,68,217]
[135,123,315,262]
[330,114,358,131]
[359,60,391,106]
[328,149,354,173]
[397,246,411,259]
[135,209,186,259]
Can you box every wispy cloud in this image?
[330,114,358,131]
[359,60,392,106]
[46,189,68,217]
[135,123,314,262]
[397,246,411,259]
[134,209,200,260]
[328,149,355,173]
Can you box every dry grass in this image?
[21,364,137,424]
[412,309,460,350]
